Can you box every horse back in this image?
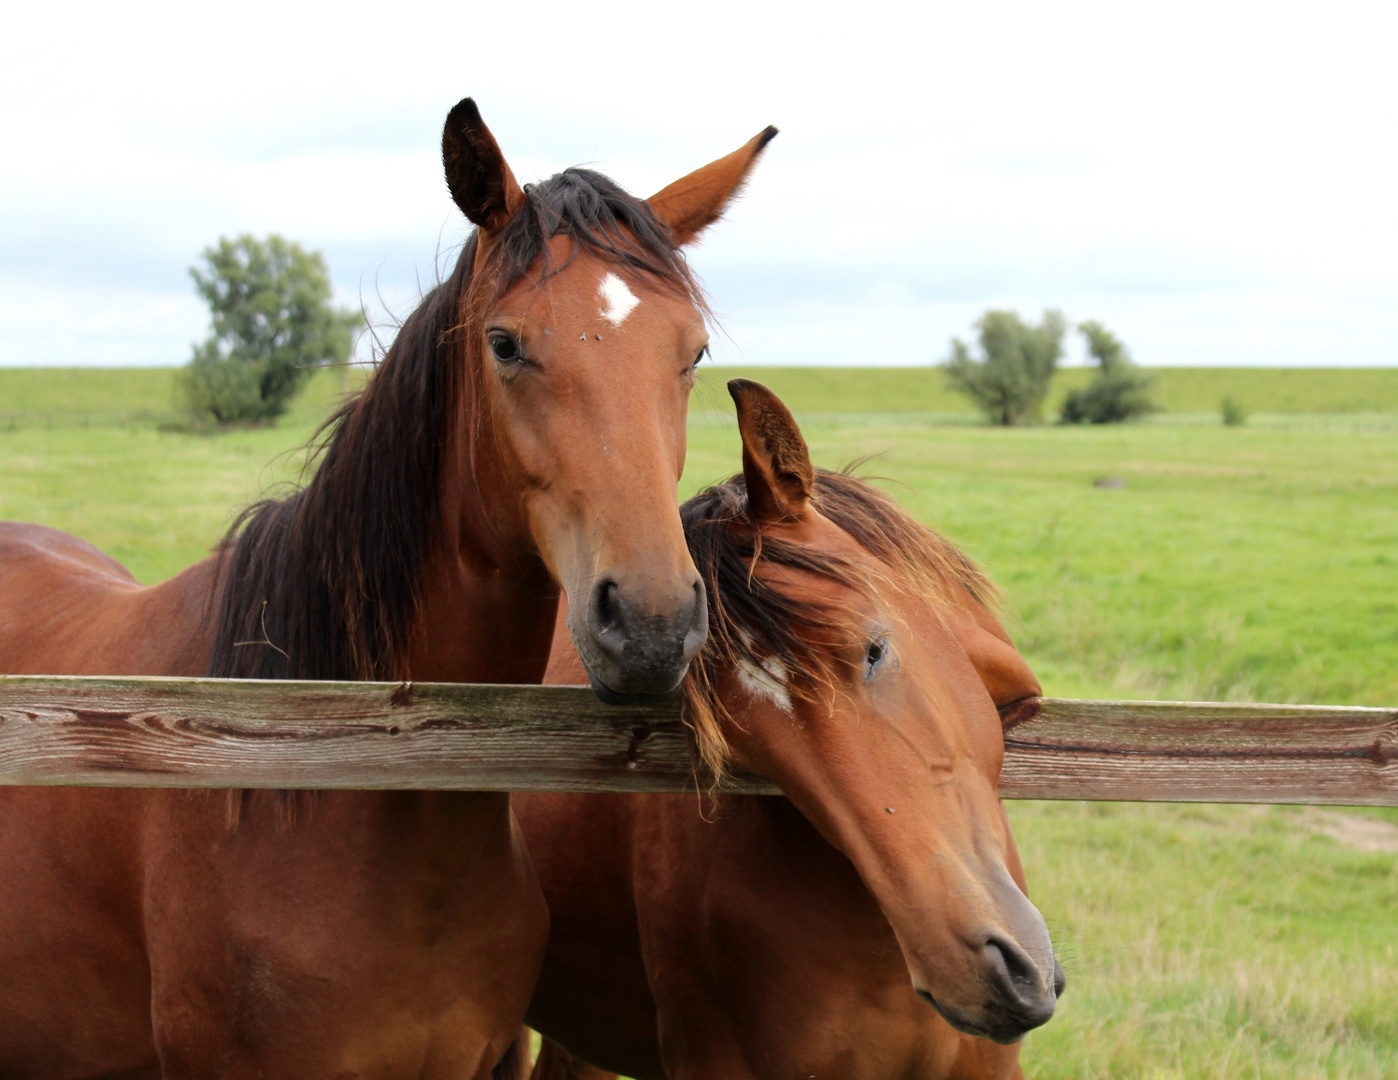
[0,521,217,676]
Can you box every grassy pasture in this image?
[0,367,179,428]
[1,366,1395,1078]
[684,401,1398,708]
[6,364,1397,431]
[715,365,1398,421]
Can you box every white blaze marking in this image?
[736,653,792,712]
[598,272,640,326]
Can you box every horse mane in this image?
[209,168,700,681]
[680,469,998,781]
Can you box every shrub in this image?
[1059,321,1159,424]
[944,309,1066,426]
[179,235,363,425]
[1221,395,1249,426]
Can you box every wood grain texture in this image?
[0,676,711,793]
[1001,698,1398,806]
[1,678,1394,804]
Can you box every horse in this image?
[0,101,775,1078]
[516,379,1062,1080]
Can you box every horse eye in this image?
[684,346,707,380]
[489,332,521,363]
[865,637,888,678]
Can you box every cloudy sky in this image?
[3,0,1394,368]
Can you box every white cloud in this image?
[2,0,1395,367]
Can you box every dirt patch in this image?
[1295,808,1398,853]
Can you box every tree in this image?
[179,234,363,425]
[1059,321,1158,424]
[944,309,1066,426]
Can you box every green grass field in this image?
[6,364,1397,430]
[2,366,1395,1078]
[703,365,1398,421]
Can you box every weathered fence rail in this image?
[0,675,1394,805]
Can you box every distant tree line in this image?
[944,310,1159,426]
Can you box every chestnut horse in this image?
[518,380,1061,1080]
[0,103,774,1077]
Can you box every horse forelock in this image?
[680,469,997,784]
[477,168,707,315]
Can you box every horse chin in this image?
[915,987,1054,1046]
[585,670,684,707]
[913,941,1066,1045]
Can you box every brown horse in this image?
[0,102,774,1078]
[518,380,1062,1080]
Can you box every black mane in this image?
[209,169,697,681]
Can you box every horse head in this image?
[683,379,1062,1044]
[440,101,776,699]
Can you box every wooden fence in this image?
[0,675,1394,805]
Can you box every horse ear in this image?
[648,127,778,246]
[729,378,813,523]
[442,98,526,232]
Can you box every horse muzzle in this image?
[904,869,1063,1044]
[916,935,1064,1044]
[570,571,708,701]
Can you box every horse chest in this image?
[0,789,546,1077]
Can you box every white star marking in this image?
[597,272,640,327]
[735,650,792,712]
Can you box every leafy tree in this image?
[179,234,362,425]
[945,309,1066,426]
[1060,320,1158,424]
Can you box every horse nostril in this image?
[984,937,1044,1001]
[682,579,708,651]
[588,577,625,644]
[1052,958,1067,997]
